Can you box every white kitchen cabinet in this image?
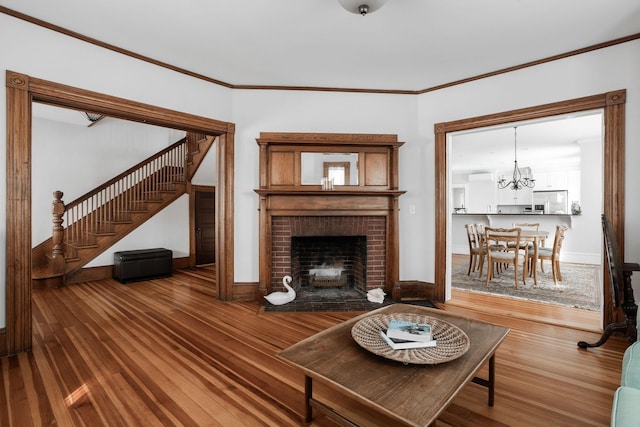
[535,171,569,190]
[497,186,532,206]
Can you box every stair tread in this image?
[32,264,64,279]
[66,243,99,249]
[32,269,64,282]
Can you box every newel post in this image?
[51,191,66,275]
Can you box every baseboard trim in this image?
[65,257,191,284]
[232,282,259,301]
[0,328,7,357]
[398,280,436,301]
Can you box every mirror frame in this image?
[434,89,626,329]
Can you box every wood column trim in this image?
[258,142,268,189]
[434,124,447,302]
[390,145,400,190]
[5,71,32,354]
[389,197,401,300]
[257,195,271,299]
[603,93,626,325]
[4,70,236,355]
[216,132,235,301]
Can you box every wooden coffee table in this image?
[278,304,509,426]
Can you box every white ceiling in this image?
[2,0,640,91]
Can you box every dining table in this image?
[489,229,550,286]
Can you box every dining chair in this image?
[476,223,507,277]
[464,224,485,275]
[484,227,528,289]
[513,222,540,230]
[510,222,541,249]
[528,224,568,285]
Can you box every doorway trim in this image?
[434,89,626,330]
[5,70,235,355]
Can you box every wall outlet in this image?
[409,204,416,214]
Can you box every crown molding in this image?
[2,6,639,96]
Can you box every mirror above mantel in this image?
[301,152,359,186]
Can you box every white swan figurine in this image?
[264,275,296,305]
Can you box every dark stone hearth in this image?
[263,286,436,312]
[264,287,372,312]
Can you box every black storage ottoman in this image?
[113,248,173,283]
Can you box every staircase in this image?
[32,132,215,287]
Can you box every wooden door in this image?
[195,190,215,265]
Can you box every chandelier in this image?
[497,127,535,190]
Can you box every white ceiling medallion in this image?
[337,0,388,16]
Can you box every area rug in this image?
[452,262,601,311]
[263,287,437,313]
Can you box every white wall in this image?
[417,39,640,297]
[192,141,217,186]
[0,13,233,328]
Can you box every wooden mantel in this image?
[255,132,405,300]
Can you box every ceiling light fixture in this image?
[83,112,103,122]
[497,127,535,191]
[82,112,105,127]
[337,0,387,16]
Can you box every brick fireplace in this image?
[254,132,405,301]
[271,216,386,293]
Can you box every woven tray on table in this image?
[351,312,470,364]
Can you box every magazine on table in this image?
[380,330,436,350]
[386,319,433,342]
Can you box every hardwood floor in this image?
[0,267,628,426]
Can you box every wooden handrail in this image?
[64,137,187,211]
[57,136,194,255]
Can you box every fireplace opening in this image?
[291,235,367,294]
